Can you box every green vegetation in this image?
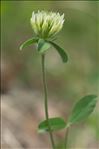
[1,1,99,148]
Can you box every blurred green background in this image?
[1,1,99,149]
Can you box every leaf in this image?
[38,39,51,54]
[38,117,66,133]
[20,37,38,50]
[68,95,97,126]
[48,41,68,63]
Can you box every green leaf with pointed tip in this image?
[38,117,66,133]
[38,39,51,54]
[20,37,38,50]
[67,95,97,126]
[48,41,68,63]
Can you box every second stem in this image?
[41,54,55,149]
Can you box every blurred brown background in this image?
[1,1,99,149]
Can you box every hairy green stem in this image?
[64,127,69,149]
[41,54,55,149]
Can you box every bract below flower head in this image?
[30,10,65,39]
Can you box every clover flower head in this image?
[30,10,65,39]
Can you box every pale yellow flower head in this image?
[30,10,65,39]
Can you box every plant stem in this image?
[64,127,69,149]
[41,54,55,149]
